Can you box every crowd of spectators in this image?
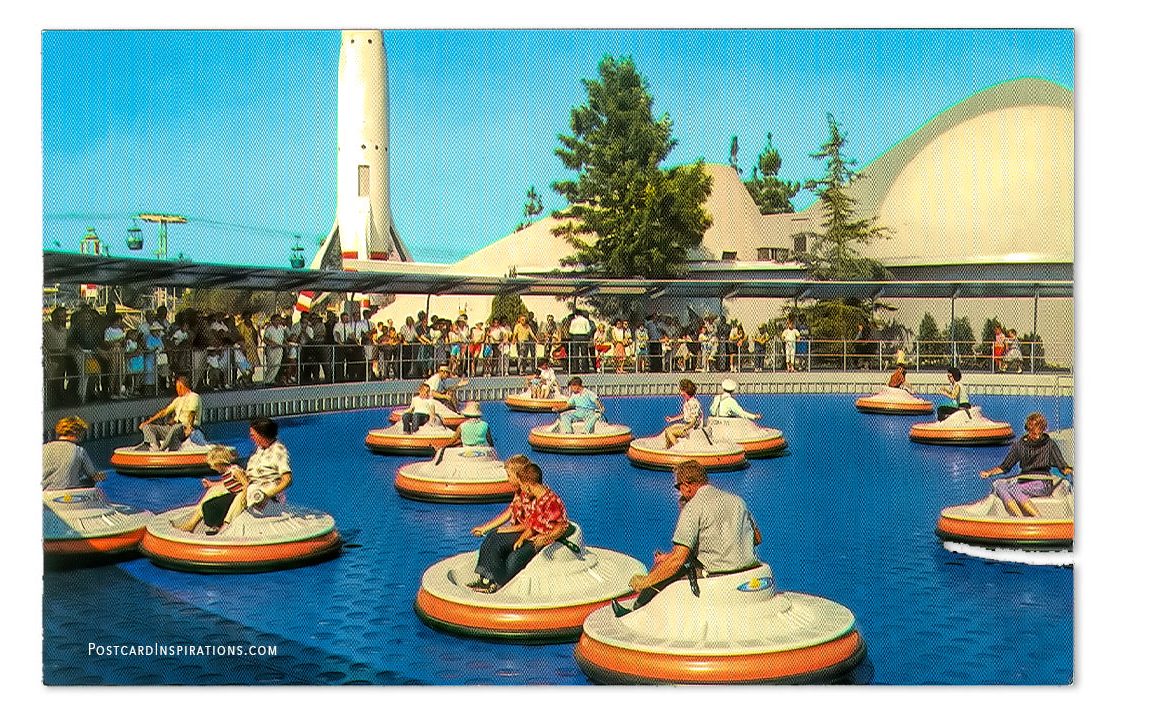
[54,300,989,409]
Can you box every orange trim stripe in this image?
[936,516,1073,542]
[388,409,466,428]
[505,396,565,412]
[44,529,145,556]
[111,451,211,469]
[910,426,1013,439]
[575,630,863,683]
[140,530,341,567]
[739,437,787,454]
[394,474,514,499]
[415,588,610,633]
[529,431,633,452]
[366,433,456,452]
[855,398,933,412]
[627,446,746,470]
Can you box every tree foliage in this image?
[515,186,545,232]
[490,291,528,324]
[947,316,976,359]
[744,133,800,215]
[551,56,713,285]
[800,298,870,342]
[794,114,891,280]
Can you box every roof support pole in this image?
[950,292,957,366]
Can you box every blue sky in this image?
[42,29,1073,267]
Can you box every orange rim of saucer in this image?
[414,588,613,639]
[365,431,456,454]
[394,473,515,503]
[505,396,564,412]
[909,424,1014,444]
[44,528,146,556]
[574,629,864,684]
[738,435,788,458]
[855,397,933,414]
[140,529,342,570]
[388,409,465,428]
[935,514,1073,544]
[110,449,212,474]
[626,445,747,471]
[528,429,633,453]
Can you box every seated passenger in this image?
[888,363,908,390]
[663,378,702,448]
[425,365,468,411]
[468,457,570,593]
[241,417,292,519]
[525,369,547,399]
[613,460,761,616]
[175,445,247,535]
[137,375,203,451]
[979,412,1072,517]
[447,401,493,447]
[42,416,106,491]
[936,367,971,421]
[709,379,761,421]
[555,376,604,434]
[402,383,438,434]
[537,359,560,397]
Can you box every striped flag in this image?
[294,290,316,313]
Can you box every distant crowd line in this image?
[42,301,1042,409]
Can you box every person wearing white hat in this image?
[709,379,761,420]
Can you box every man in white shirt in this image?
[137,375,203,450]
[359,309,376,380]
[487,320,509,376]
[781,318,801,373]
[262,314,288,385]
[567,310,593,374]
[333,311,361,382]
[709,378,762,420]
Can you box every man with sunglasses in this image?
[612,460,762,616]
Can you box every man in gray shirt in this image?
[43,416,105,491]
[613,460,761,615]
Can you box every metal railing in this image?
[44,336,1072,409]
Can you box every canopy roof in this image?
[44,250,1072,301]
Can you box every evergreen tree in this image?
[729,135,740,174]
[947,316,976,362]
[490,291,528,325]
[794,114,891,280]
[515,186,545,232]
[744,133,800,215]
[918,312,945,367]
[551,55,712,287]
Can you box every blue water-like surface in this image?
[44,393,1073,685]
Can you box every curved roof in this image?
[769,78,1073,263]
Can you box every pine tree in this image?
[551,56,712,284]
[794,114,891,280]
[515,186,545,232]
[744,133,800,215]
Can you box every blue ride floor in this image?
[43,392,1073,685]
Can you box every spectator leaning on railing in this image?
[44,307,70,407]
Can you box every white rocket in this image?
[313,29,410,268]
